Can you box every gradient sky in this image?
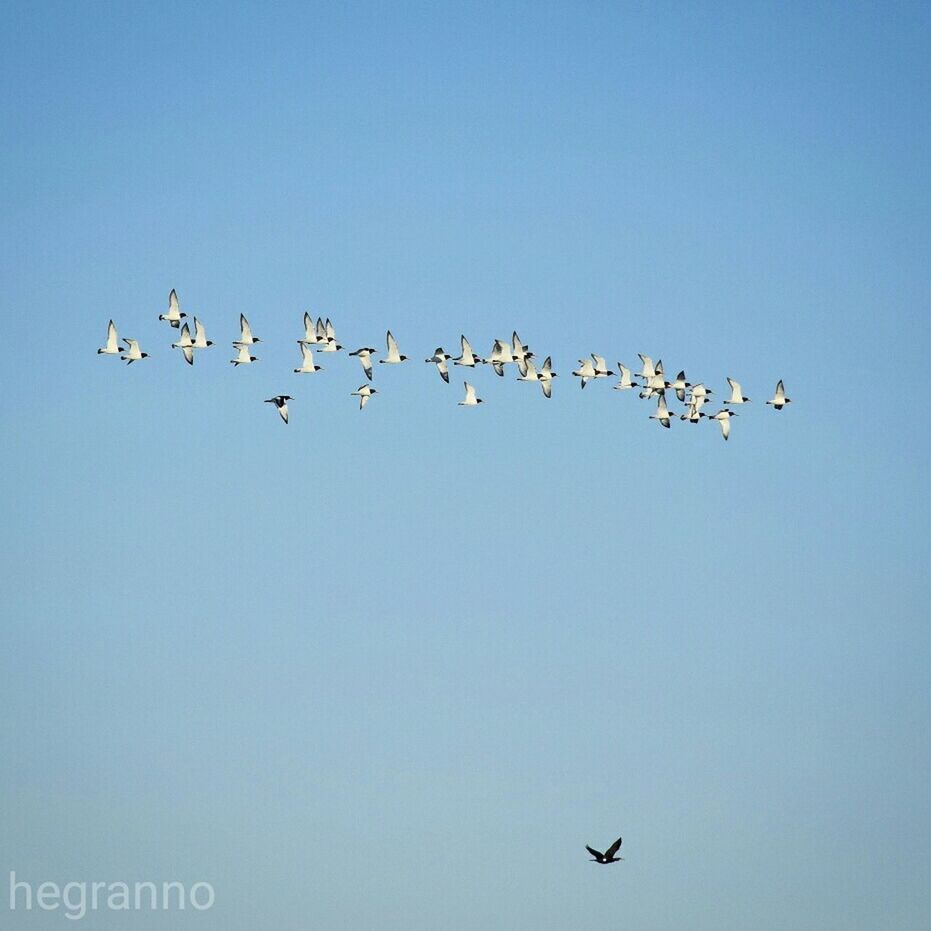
[2,2,929,928]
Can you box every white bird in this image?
[234,314,260,346]
[573,357,596,388]
[725,377,751,405]
[536,356,557,398]
[637,354,656,380]
[319,318,342,351]
[592,355,612,379]
[120,338,148,364]
[709,408,736,440]
[191,317,213,350]
[453,335,483,367]
[425,348,451,383]
[680,402,707,423]
[349,347,377,380]
[171,322,194,365]
[668,370,691,403]
[380,330,407,364]
[315,317,328,343]
[351,384,377,410]
[613,363,638,391]
[294,343,322,374]
[639,370,667,399]
[511,331,534,376]
[159,289,186,328]
[766,380,791,410]
[516,358,538,383]
[459,381,483,406]
[300,312,320,345]
[265,395,292,424]
[484,339,511,375]
[97,320,121,355]
[649,394,672,428]
[231,343,258,366]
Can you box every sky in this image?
[1,1,929,928]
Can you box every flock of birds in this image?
[98,289,792,441]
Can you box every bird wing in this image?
[437,359,449,382]
[542,356,552,374]
[106,320,119,350]
[193,317,206,345]
[182,345,194,365]
[727,377,741,401]
[722,417,730,440]
[464,382,476,402]
[657,395,669,416]
[316,317,327,340]
[326,318,336,340]
[168,289,180,315]
[240,314,253,343]
[460,335,474,359]
[774,379,785,401]
[541,378,552,398]
[604,837,623,859]
[178,322,192,346]
[585,846,604,861]
[592,354,608,374]
[386,330,400,360]
[363,356,373,380]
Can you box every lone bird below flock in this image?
[159,289,186,328]
[766,379,791,410]
[265,395,291,424]
[459,381,482,406]
[352,385,377,409]
[586,837,624,864]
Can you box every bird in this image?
[709,408,736,440]
[511,331,534,375]
[536,356,557,398]
[98,320,121,355]
[380,330,407,364]
[725,377,751,405]
[637,354,657,381]
[300,312,320,345]
[351,385,377,410]
[319,318,342,352]
[639,371,667,399]
[766,379,791,410]
[453,335,483,367]
[231,343,258,366]
[191,317,213,350]
[264,395,292,424]
[459,381,483,406]
[650,394,672,428]
[668,370,691,403]
[171,322,195,365]
[159,288,186,328]
[591,355,612,380]
[425,348,451,383]
[516,357,539,384]
[120,338,148,364]
[687,383,713,405]
[613,363,638,391]
[573,357,596,388]
[349,347,378,380]
[315,317,328,343]
[484,339,511,375]
[234,314,260,346]
[294,344,322,374]
[586,837,624,864]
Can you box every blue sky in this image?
[1,1,929,927]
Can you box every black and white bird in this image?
[573,357,596,388]
[264,395,292,424]
[511,331,534,376]
[766,380,791,410]
[484,339,511,375]
[380,331,407,364]
[637,354,657,381]
[668,370,691,403]
[120,338,148,364]
[591,355,612,380]
[319,318,342,352]
[516,357,539,384]
[613,363,638,391]
[453,335,483,368]
[171,322,195,365]
[349,347,378,380]
[191,317,213,350]
[709,408,736,440]
[234,314,260,346]
[299,312,320,345]
[351,385,377,410]
[159,289,186,328]
[294,344,322,374]
[425,348,451,383]
[314,316,328,344]
[231,343,258,366]
[725,377,751,405]
[98,320,121,355]
[537,356,557,398]
[459,381,483,406]
[650,394,672,428]
[586,837,624,864]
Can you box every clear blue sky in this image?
[2,2,929,928]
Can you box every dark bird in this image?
[586,836,623,864]
[264,395,292,424]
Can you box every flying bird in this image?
[459,381,483,406]
[511,331,534,376]
[380,331,407,364]
[586,837,624,864]
[191,317,213,350]
[231,343,258,366]
[265,395,292,424]
[120,338,148,364]
[159,289,186,328]
[725,377,751,405]
[668,370,691,402]
[234,314,260,346]
[318,318,342,352]
[766,380,791,410]
[709,408,736,440]
[171,322,194,365]
[453,335,483,367]
[349,347,378,380]
[351,385,377,410]
[536,356,557,398]
[637,354,656,380]
[300,312,320,345]
[98,320,121,355]
[484,339,511,375]
[425,348,451,383]
[573,357,596,388]
[613,363,638,391]
[591,355,612,380]
[294,344,322,374]
[650,394,672,428]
